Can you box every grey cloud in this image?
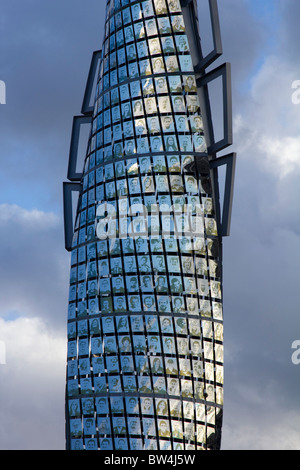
[0,205,69,332]
[277,0,300,65]
[213,0,300,449]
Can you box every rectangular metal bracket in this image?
[180,0,222,73]
[81,50,102,116]
[63,182,82,252]
[67,115,92,182]
[209,152,236,237]
[197,62,233,155]
[194,0,223,72]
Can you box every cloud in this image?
[0,205,69,449]
[277,0,300,64]
[0,204,69,331]
[218,1,300,449]
[0,316,66,450]
[222,380,300,450]
[233,53,300,177]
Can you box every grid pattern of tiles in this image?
[66,0,223,451]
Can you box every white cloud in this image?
[0,316,66,450]
[0,316,64,366]
[0,203,59,228]
[257,134,300,179]
[0,204,69,448]
[234,55,300,179]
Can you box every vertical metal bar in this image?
[81,50,102,116]
[67,115,92,181]
[63,182,82,251]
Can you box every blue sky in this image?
[243,0,281,88]
[247,0,278,19]
[0,0,299,450]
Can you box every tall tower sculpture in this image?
[63,0,235,451]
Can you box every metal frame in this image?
[180,0,235,188]
[197,0,223,71]
[67,115,92,182]
[63,182,82,252]
[64,49,101,250]
[64,2,236,250]
[81,50,102,116]
[180,0,235,239]
[180,0,223,72]
[196,62,233,155]
[209,152,236,237]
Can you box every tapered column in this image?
[64,0,235,451]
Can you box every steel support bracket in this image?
[197,62,233,154]
[209,152,236,237]
[81,50,102,116]
[67,115,92,181]
[63,182,82,252]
